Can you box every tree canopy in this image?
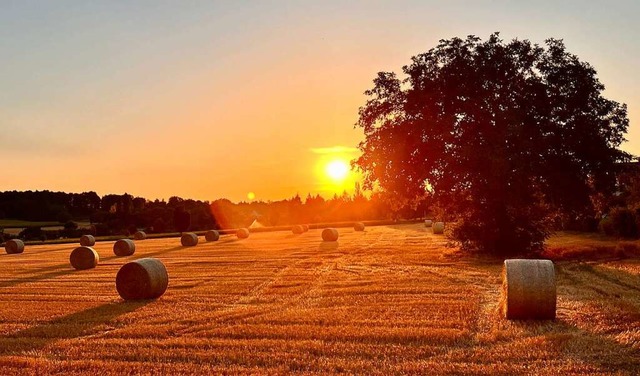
[355,33,631,255]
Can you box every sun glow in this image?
[313,146,362,196]
[326,160,349,182]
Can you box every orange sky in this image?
[1,2,638,202]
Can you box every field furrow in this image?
[0,224,639,374]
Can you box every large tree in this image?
[355,33,631,256]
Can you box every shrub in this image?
[600,207,639,238]
[64,220,78,230]
[18,226,45,241]
[451,215,550,256]
[43,230,60,240]
[93,223,111,236]
[599,216,615,236]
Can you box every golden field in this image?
[1,223,639,375]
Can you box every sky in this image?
[1,0,639,202]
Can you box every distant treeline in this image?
[0,187,427,240]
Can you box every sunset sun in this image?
[326,160,350,182]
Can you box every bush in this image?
[18,226,45,241]
[60,228,84,239]
[559,215,599,232]
[43,230,60,240]
[599,216,615,236]
[93,223,111,237]
[64,220,78,230]
[451,213,550,256]
[600,207,639,238]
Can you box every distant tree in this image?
[101,194,120,213]
[132,197,146,212]
[152,218,167,233]
[119,194,133,214]
[192,206,216,230]
[173,206,191,232]
[168,196,184,207]
[210,199,236,228]
[69,191,101,217]
[89,210,108,224]
[127,224,138,235]
[56,211,72,223]
[355,33,631,255]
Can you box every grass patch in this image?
[0,220,61,228]
[543,232,640,261]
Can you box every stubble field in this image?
[0,223,639,375]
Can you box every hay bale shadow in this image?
[0,267,76,288]
[509,317,640,373]
[319,242,339,251]
[0,301,150,355]
[139,245,185,259]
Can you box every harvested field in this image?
[0,223,639,374]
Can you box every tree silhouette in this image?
[355,33,631,255]
[173,206,191,232]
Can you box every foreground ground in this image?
[0,224,639,375]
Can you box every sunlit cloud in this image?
[309,146,359,154]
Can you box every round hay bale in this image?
[433,222,445,234]
[181,232,198,247]
[5,239,24,254]
[236,228,250,239]
[133,231,146,240]
[354,222,365,231]
[113,239,135,256]
[302,224,309,232]
[292,225,304,234]
[205,230,219,242]
[503,259,556,320]
[79,234,96,247]
[322,228,339,242]
[116,257,168,300]
[424,219,433,227]
[70,246,99,270]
